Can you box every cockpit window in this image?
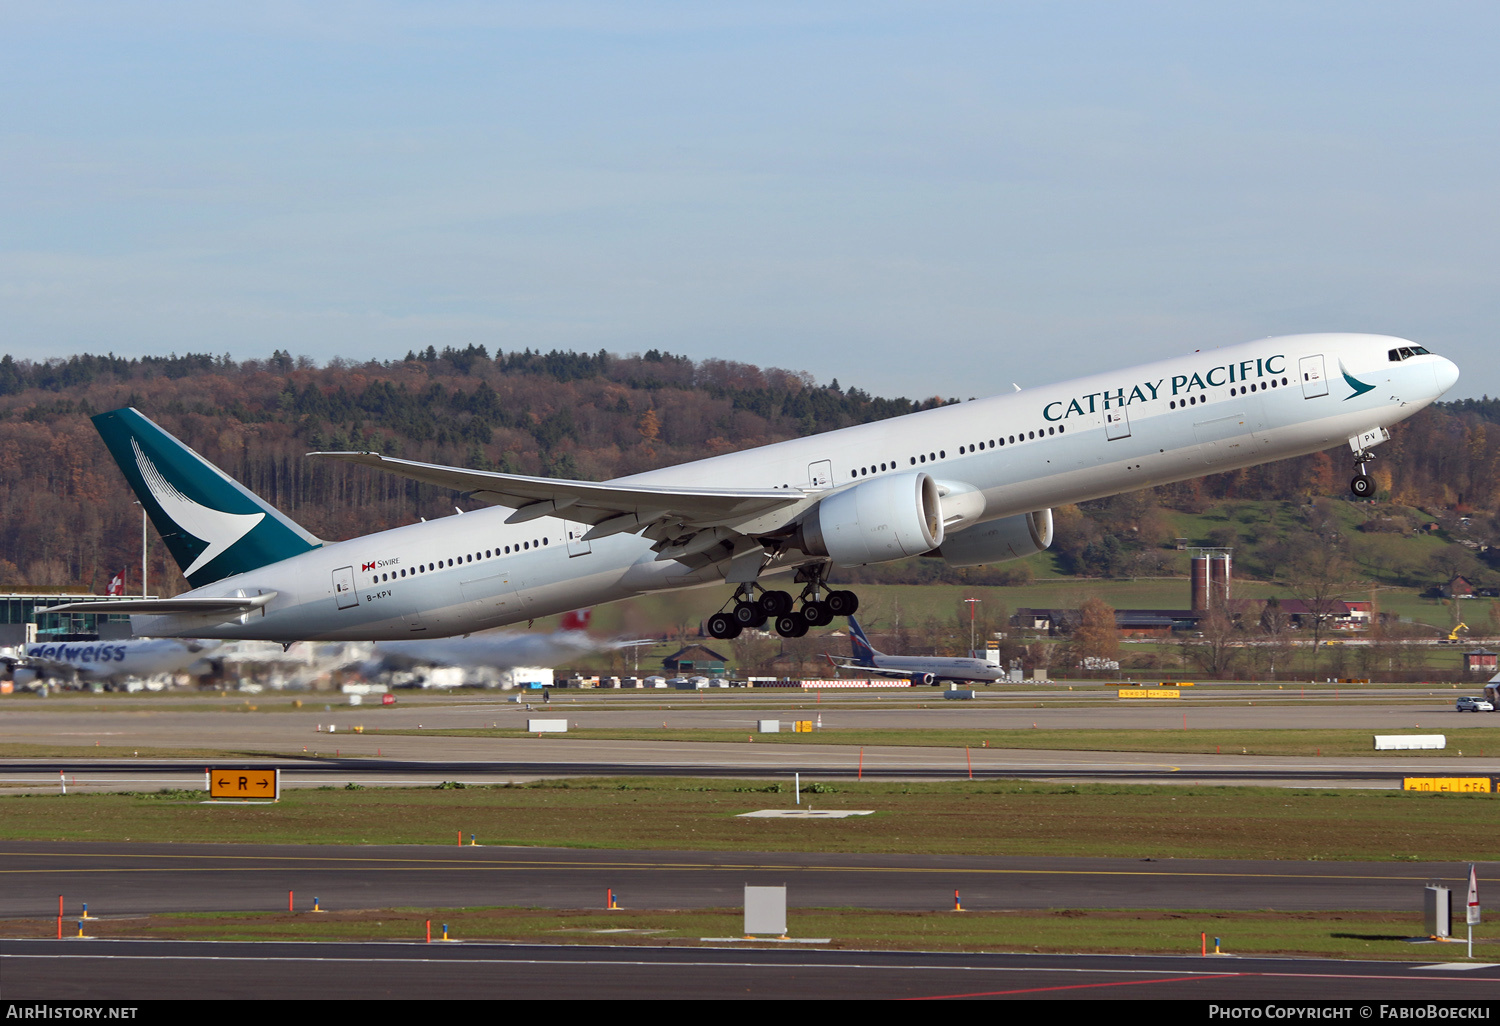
[1389,345,1432,362]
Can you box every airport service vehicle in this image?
[2,637,221,686]
[49,333,1458,644]
[1456,697,1494,713]
[827,616,1001,685]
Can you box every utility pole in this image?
[136,502,148,597]
[965,598,981,656]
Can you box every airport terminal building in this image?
[0,592,138,645]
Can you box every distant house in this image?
[1443,576,1476,599]
[662,644,728,676]
[1343,601,1374,625]
[1011,607,1198,637]
[1464,649,1497,675]
[1278,599,1352,628]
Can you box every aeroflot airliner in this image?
[48,333,1458,643]
[827,616,1003,686]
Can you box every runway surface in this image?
[2,685,1493,747]
[5,938,1499,1000]
[2,841,1490,915]
[3,741,1496,792]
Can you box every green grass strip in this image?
[1,777,1496,861]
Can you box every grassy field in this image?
[2,778,1497,861]
[8,905,1462,961]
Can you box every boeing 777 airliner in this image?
[48,333,1458,643]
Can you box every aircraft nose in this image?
[1433,356,1460,396]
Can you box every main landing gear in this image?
[705,576,860,640]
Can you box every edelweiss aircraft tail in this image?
[847,616,880,666]
[92,408,323,588]
[558,609,593,633]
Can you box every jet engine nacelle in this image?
[798,472,944,567]
[935,509,1054,567]
[911,671,937,687]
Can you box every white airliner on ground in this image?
[4,637,221,686]
[827,616,1002,685]
[47,333,1458,644]
[366,609,626,674]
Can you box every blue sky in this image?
[2,2,1496,400]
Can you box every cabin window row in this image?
[370,537,549,582]
[847,425,1067,480]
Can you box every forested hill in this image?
[0,345,1493,595]
[0,346,949,592]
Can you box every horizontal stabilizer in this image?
[41,594,278,616]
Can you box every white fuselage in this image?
[850,653,1003,684]
[128,333,1458,642]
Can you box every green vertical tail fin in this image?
[92,408,322,587]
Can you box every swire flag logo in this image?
[362,562,376,572]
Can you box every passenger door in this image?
[565,522,592,557]
[332,567,358,610]
[1104,407,1131,440]
[1299,355,1329,398]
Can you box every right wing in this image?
[307,452,805,530]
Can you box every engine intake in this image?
[798,472,944,567]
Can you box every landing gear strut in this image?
[1350,449,1376,498]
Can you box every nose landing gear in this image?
[1350,449,1376,498]
[1347,428,1390,499]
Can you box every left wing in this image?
[830,658,922,679]
[308,452,816,575]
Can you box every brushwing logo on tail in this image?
[132,439,264,577]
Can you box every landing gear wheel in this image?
[801,600,834,627]
[706,613,741,639]
[759,590,794,616]
[1350,474,1374,498]
[825,590,859,617]
[774,614,809,638]
[733,601,767,629]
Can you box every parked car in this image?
[1455,696,1494,712]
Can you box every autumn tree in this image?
[1188,605,1241,678]
[1285,526,1360,674]
[1071,596,1119,664]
